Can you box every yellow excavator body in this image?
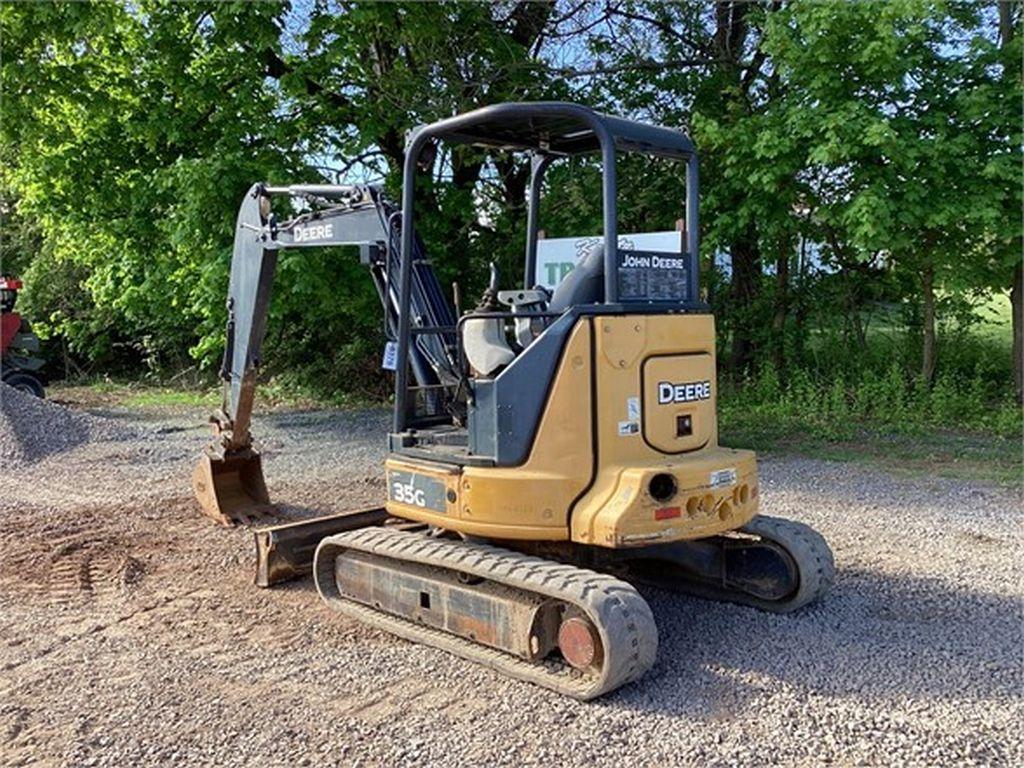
[382,314,759,545]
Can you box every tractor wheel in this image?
[3,371,45,398]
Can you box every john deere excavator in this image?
[193,102,834,700]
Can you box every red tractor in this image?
[1,277,46,397]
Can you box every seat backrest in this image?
[547,243,605,314]
[462,316,516,377]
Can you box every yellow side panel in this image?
[594,314,719,468]
[387,320,594,540]
[456,319,594,540]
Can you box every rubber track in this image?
[314,527,658,700]
[741,515,835,612]
[661,514,835,613]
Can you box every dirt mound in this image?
[0,383,144,467]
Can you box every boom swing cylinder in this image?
[193,102,834,699]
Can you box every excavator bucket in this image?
[192,449,273,526]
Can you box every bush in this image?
[720,327,1021,442]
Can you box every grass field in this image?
[49,379,369,412]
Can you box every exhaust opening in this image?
[648,473,677,503]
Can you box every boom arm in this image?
[195,182,459,524]
[212,184,389,453]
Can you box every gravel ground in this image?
[1,388,1021,766]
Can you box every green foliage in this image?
[2,0,304,373]
[1,1,1019,435]
[720,325,1021,443]
[2,0,560,384]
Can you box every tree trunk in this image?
[705,251,716,307]
[841,266,867,351]
[999,2,1021,401]
[772,244,790,373]
[921,263,936,385]
[1012,259,1023,403]
[849,294,867,350]
[730,225,761,378]
[998,0,1016,46]
[711,1,761,379]
[792,235,809,365]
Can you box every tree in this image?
[562,2,810,377]
[271,1,558,291]
[1,1,559,382]
[995,0,1023,401]
[1,0,1016,407]
[2,1,302,370]
[765,0,1020,385]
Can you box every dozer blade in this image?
[253,507,390,587]
[192,449,273,526]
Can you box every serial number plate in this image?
[387,469,448,513]
[709,468,737,488]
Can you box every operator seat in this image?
[547,242,605,314]
[463,243,607,377]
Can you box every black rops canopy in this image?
[408,101,695,159]
[393,102,700,433]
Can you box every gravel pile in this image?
[0,384,146,468]
[0,394,389,514]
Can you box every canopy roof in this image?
[412,101,695,159]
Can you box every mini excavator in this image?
[193,103,834,699]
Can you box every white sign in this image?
[626,396,641,421]
[535,231,683,291]
[709,468,737,488]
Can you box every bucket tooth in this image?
[192,449,273,526]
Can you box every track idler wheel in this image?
[192,448,273,526]
[736,515,835,612]
[557,616,603,671]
